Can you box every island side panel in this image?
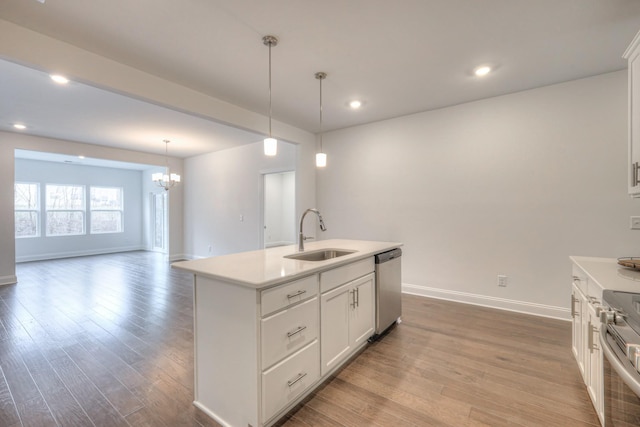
[193,275,259,427]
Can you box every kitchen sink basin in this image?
[284,249,357,262]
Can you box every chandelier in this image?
[152,139,181,191]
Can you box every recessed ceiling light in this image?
[13,123,26,130]
[78,155,85,159]
[474,66,492,77]
[50,74,70,84]
[349,100,362,109]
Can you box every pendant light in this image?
[315,72,327,168]
[263,35,278,156]
[151,140,181,191]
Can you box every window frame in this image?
[89,186,124,235]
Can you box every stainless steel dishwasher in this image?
[374,248,402,336]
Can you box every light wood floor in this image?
[0,252,598,426]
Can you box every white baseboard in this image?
[0,275,17,286]
[402,283,571,321]
[16,245,145,263]
[168,253,190,262]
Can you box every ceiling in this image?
[2,0,640,159]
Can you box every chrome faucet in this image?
[298,208,327,251]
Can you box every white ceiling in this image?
[2,0,640,159]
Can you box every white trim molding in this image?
[403,283,571,321]
[0,275,17,286]
[15,246,145,263]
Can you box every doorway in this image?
[263,171,295,248]
[151,192,167,253]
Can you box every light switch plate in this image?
[631,216,640,230]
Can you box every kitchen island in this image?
[172,239,402,427]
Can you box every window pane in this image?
[91,187,123,210]
[46,185,84,210]
[91,211,122,234]
[15,211,38,238]
[15,183,39,209]
[47,211,85,236]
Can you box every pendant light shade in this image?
[315,152,327,167]
[315,72,327,168]
[264,137,277,156]
[152,140,181,191]
[263,35,278,156]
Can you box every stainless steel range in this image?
[600,290,640,426]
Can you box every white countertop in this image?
[571,256,640,293]
[172,239,403,289]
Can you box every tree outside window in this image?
[46,184,85,236]
[15,182,40,238]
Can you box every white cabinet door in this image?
[320,273,376,377]
[571,282,585,379]
[587,302,604,425]
[320,282,351,376]
[625,30,640,196]
[350,274,375,348]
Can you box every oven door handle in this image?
[600,331,640,397]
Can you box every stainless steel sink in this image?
[284,249,357,262]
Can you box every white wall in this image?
[318,70,639,319]
[264,171,296,247]
[15,158,145,261]
[183,141,299,258]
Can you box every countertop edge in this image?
[172,239,403,290]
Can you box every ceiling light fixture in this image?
[50,74,70,84]
[349,100,362,109]
[13,123,26,130]
[315,72,327,168]
[263,35,278,156]
[474,66,491,77]
[152,140,181,191]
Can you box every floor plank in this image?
[0,251,598,426]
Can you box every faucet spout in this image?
[298,208,327,251]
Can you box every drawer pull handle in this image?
[287,290,306,299]
[287,326,307,338]
[570,295,578,318]
[287,372,307,387]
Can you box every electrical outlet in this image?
[631,216,640,230]
[208,245,212,253]
[239,214,244,222]
[498,275,508,287]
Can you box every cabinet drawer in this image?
[262,340,319,422]
[261,274,318,316]
[320,258,374,293]
[262,297,318,369]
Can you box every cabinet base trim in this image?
[0,275,17,286]
[193,401,234,427]
[403,283,570,321]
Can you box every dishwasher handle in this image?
[375,248,402,264]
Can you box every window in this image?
[15,182,40,238]
[90,187,123,234]
[46,184,85,236]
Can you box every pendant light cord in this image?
[268,41,272,138]
[319,74,323,151]
[315,72,327,153]
[164,139,170,170]
[262,35,278,140]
